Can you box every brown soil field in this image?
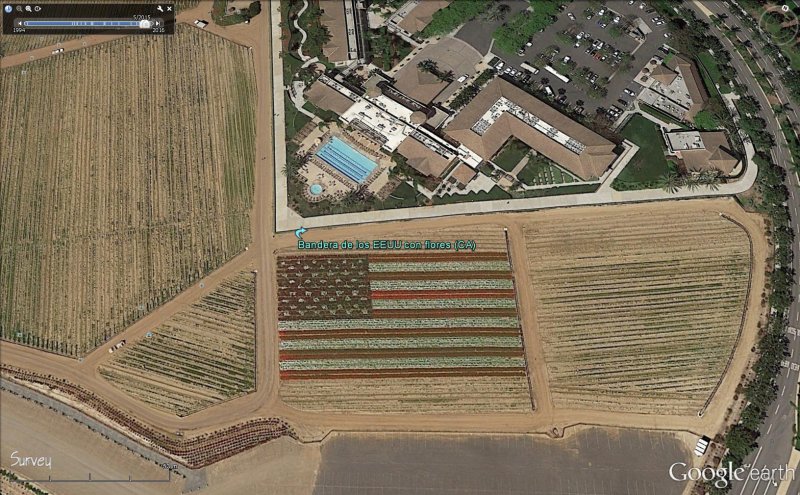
[0,24,256,356]
[99,270,257,417]
[523,208,754,415]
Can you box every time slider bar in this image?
[17,18,163,29]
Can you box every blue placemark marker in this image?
[295,227,307,239]
[4,5,12,14]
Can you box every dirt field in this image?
[0,24,256,356]
[523,208,753,414]
[0,391,184,495]
[99,270,257,416]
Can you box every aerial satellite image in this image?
[2,0,800,493]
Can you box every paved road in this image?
[689,2,800,493]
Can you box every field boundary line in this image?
[698,213,757,416]
[504,227,537,413]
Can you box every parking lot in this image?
[478,0,672,116]
[313,428,690,495]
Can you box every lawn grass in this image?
[285,98,311,141]
[697,52,732,94]
[433,186,512,205]
[520,183,599,198]
[303,101,338,122]
[492,139,530,172]
[517,156,576,186]
[612,114,671,190]
[381,182,423,209]
[638,103,689,129]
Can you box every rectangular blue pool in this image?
[315,137,378,184]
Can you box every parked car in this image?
[544,85,554,96]
[563,56,571,63]
[567,12,576,20]
[194,19,208,28]
[457,74,468,83]
[623,88,636,97]
[613,16,620,23]
[617,98,629,107]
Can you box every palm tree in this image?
[698,169,723,190]
[683,174,701,191]
[575,99,585,107]
[417,59,438,74]
[438,70,455,83]
[540,77,550,86]
[485,2,510,22]
[658,172,682,193]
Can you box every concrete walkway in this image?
[271,0,306,232]
[293,0,311,62]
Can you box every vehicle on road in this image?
[109,340,126,353]
[194,19,208,29]
[51,48,64,55]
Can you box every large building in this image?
[636,55,709,123]
[665,131,739,175]
[445,79,618,181]
[318,0,366,66]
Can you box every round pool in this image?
[309,183,324,196]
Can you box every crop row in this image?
[367,261,511,272]
[523,209,751,414]
[0,26,256,356]
[278,316,521,331]
[279,335,523,350]
[99,271,256,416]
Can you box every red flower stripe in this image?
[370,289,516,299]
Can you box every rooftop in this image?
[445,79,617,180]
[319,0,358,63]
[665,131,738,174]
[396,135,454,177]
[305,79,356,116]
[396,0,451,34]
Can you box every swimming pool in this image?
[315,137,378,184]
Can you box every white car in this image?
[194,19,208,29]
[567,12,576,20]
[664,32,671,38]
[563,55,571,63]
[628,0,635,4]
[51,48,64,55]
[495,61,505,70]
[598,8,606,16]
[624,88,636,97]
[576,31,584,39]
[613,16,620,23]
[456,74,468,83]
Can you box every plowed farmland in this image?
[524,210,752,414]
[277,232,533,412]
[0,25,256,356]
[99,270,256,417]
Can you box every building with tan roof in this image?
[636,54,709,123]
[305,79,356,116]
[396,136,454,177]
[449,161,478,187]
[444,79,618,181]
[665,130,739,175]
[667,55,708,121]
[650,64,678,86]
[397,0,451,35]
[318,0,364,65]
